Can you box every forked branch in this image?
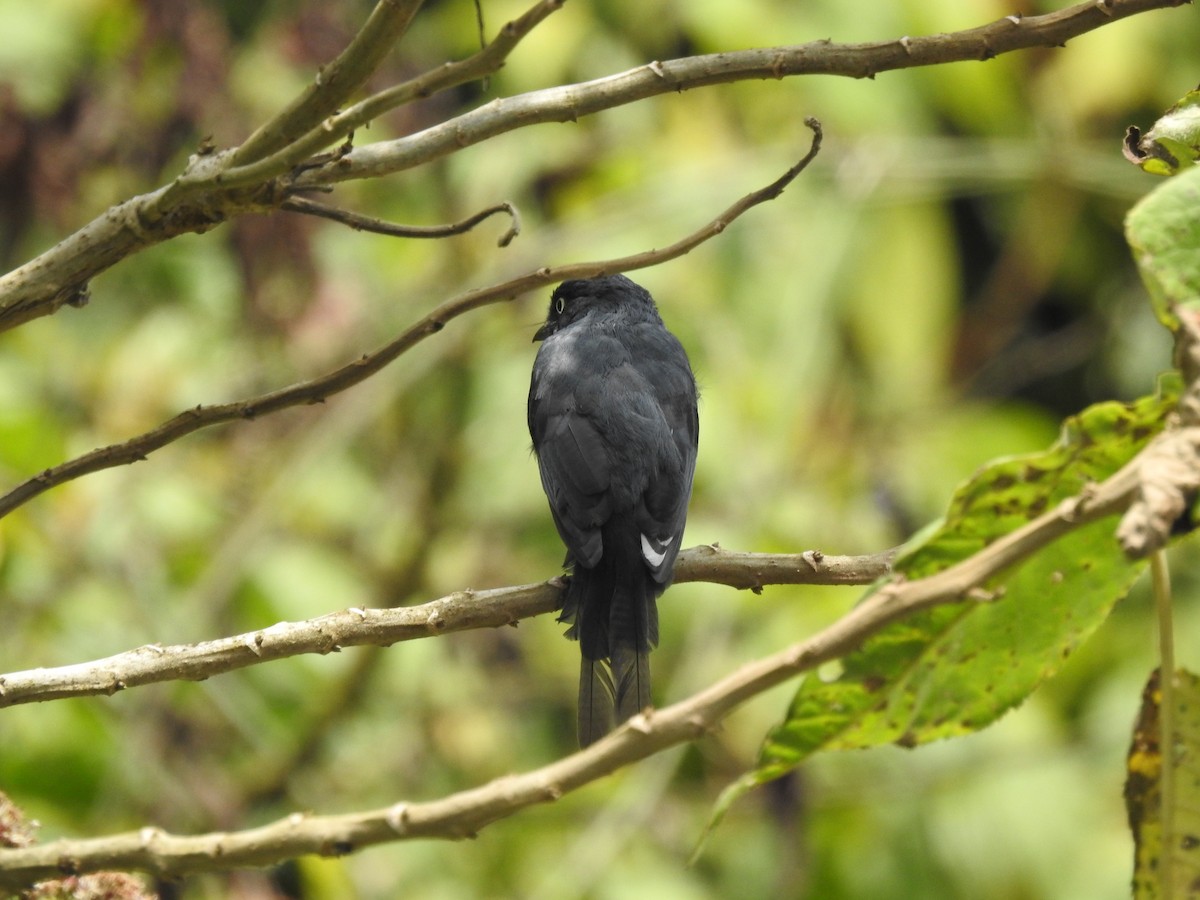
[0,122,822,521]
[0,0,1187,330]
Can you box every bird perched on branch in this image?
[528,274,699,747]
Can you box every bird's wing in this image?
[528,340,617,569]
[628,330,699,584]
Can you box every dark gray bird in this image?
[528,274,698,747]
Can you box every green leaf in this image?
[714,378,1179,817]
[1127,668,1200,899]
[1124,90,1200,176]
[1126,164,1200,332]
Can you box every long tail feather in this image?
[610,644,651,724]
[578,657,616,747]
[563,523,662,746]
[609,582,655,725]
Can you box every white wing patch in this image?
[640,533,674,567]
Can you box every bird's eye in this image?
[554,297,566,315]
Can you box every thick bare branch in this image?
[0,543,893,710]
[230,0,427,166]
[218,0,567,189]
[293,0,1190,188]
[0,124,821,521]
[0,0,1185,331]
[0,450,1145,887]
[0,0,561,332]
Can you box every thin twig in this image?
[0,543,892,709]
[0,122,821,521]
[0,445,1149,887]
[280,196,521,246]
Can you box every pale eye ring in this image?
[554,297,566,315]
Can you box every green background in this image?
[1,0,1199,897]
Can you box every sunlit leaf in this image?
[1126,164,1200,332]
[1124,89,1200,176]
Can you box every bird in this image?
[528,274,699,747]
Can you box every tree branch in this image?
[0,543,893,709]
[291,0,1190,189]
[0,0,1185,331]
[229,0,427,166]
[0,443,1149,887]
[215,0,567,190]
[1118,308,1200,556]
[280,196,521,246]
[0,0,563,333]
[0,124,821,521]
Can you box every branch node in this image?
[1059,484,1097,522]
[965,586,1004,603]
[63,284,91,309]
[118,201,156,243]
[1095,0,1115,15]
[786,645,815,670]
[802,549,824,570]
[56,855,81,877]
[386,803,410,834]
[628,711,654,734]
[1006,13,1023,25]
[647,60,667,79]
[898,36,913,54]
[349,607,368,620]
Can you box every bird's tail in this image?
[561,528,660,747]
[609,579,655,726]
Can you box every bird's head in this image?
[533,274,661,342]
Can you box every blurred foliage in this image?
[1,0,1200,898]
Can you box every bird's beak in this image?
[533,322,552,342]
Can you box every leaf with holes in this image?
[1127,668,1200,899]
[711,379,1179,823]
